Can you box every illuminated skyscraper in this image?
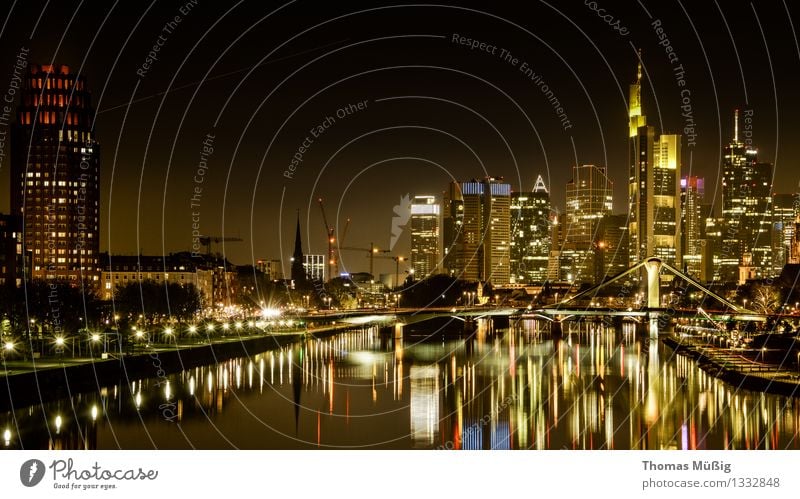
[564,165,613,283]
[442,177,511,285]
[721,110,773,281]
[627,53,681,272]
[510,175,551,284]
[410,195,440,278]
[596,213,629,282]
[770,193,797,275]
[11,64,100,283]
[680,176,704,278]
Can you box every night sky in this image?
[1,0,799,278]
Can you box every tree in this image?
[748,283,782,315]
[114,281,200,324]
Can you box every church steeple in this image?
[290,210,307,283]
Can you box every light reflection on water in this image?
[1,319,798,449]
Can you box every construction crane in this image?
[317,198,349,281]
[338,243,390,278]
[198,235,243,257]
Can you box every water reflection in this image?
[1,320,799,449]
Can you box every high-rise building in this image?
[0,214,27,288]
[627,54,681,272]
[303,254,325,282]
[509,175,551,284]
[771,193,798,274]
[410,195,440,279]
[442,177,511,285]
[721,110,772,280]
[11,64,100,283]
[564,165,613,283]
[596,213,629,282]
[681,176,704,278]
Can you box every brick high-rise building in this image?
[10,64,100,284]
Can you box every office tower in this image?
[410,195,440,279]
[290,213,307,283]
[771,193,798,274]
[721,110,773,280]
[442,182,463,277]
[596,213,629,282]
[10,64,100,283]
[627,54,681,272]
[442,177,511,285]
[564,165,613,284]
[510,175,551,283]
[681,176,704,278]
[547,211,566,282]
[303,254,325,282]
[0,214,26,288]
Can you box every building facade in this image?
[442,177,511,285]
[681,176,704,278]
[99,253,212,306]
[565,165,613,284]
[628,54,681,272]
[303,254,325,282]
[510,175,551,284]
[721,110,773,281]
[10,64,100,284]
[410,195,440,279]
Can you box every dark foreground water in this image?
[2,319,799,449]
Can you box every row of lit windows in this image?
[28,77,84,91]
[25,93,86,108]
[26,233,95,240]
[34,248,94,255]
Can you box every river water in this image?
[2,319,799,449]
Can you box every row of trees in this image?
[0,280,202,339]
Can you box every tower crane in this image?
[337,242,391,278]
[198,235,243,258]
[317,198,350,281]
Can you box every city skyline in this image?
[1,1,799,278]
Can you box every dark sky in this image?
[1,0,799,277]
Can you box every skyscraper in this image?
[681,176,704,278]
[510,175,551,284]
[410,195,440,278]
[596,213,629,282]
[627,53,681,272]
[11,64,100,283]
[721,110,773,281]
[442,177,511,285]
[564,165,613,283]
[771,193,798,274]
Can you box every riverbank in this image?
[0,324,355,411]
[663,335,800,397]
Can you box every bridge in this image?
[293,258,768,338]
[530,257,764,337]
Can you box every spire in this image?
[290,210,307,283]
[628,49,646,137]
[636,48,642,84]
[734,108,739,143]
[533,174,548,193]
